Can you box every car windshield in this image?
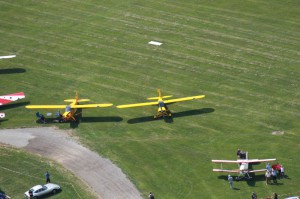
[42,185,48,190]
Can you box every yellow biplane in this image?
[117,89,205,119]
[26,92,113,123]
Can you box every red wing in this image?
[0,92,25,105]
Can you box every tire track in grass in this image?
[133,4,300,47]
[103,20,300,75]
[1,7,298,78]
[4,0,299,63]
[128,3,300,45]
[2,0,300,65]
[120,13,300,64]
[152,0,300,26]
[0,31,188,91]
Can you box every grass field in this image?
[0,146,97,199]
[1,0,300,198]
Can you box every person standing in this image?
[266,163,272,172]
[237,149,241,158]
[265,170,271,184]
[148,192,155,199]
[272,168,277,184]
[251,192,257,199]
[45,171,50,183]
[280,166,285,178]
[273,193,278,199]
[228,175,233,189]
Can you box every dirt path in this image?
[0,127,142,199]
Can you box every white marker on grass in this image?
[0,55,16,59]
[148,41,163,46]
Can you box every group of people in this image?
[265,163,285,185]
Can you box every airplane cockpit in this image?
[158,101,164,108]
[65,105,71,113]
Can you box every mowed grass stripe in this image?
[2,1,298,80]
[4,0,298,67]
[132,4,300,50]
[160,0,300,27]
[119,14,300,64]
[0,24,298,110]
[2,0,300,67]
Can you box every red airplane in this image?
[0,92,25,118]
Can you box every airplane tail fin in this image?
[64,92,90,103]
[64,99,90,102]
[147,89,173,100]
[147,95,172,100]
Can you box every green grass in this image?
[0,146,97,199]
[1,0,300,198]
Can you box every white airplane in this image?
[212,152,276,180]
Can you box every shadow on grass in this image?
[70,116,123,128]
[0,119,8,124]
[217,172,271,187]
[127,108,214,124]
[80,116,123,123]
[0,68,26,74]
[37,189,62,199]
[0,101,30,111]
[35,111,122,129]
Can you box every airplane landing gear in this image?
[154,110,172,119]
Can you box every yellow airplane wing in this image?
[117,101,158,108]
[71,104,113,108]
[26,105,67,109]
[164,95,205,104]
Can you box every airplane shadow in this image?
[127,108,214,124]
[0,68,26,74]
[217,172,269,187]
[36,116,123,128]
[0,101,30,111]
[69,109,123,128]
[80,116,123,123]
[0,119,9,124]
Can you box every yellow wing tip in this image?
[116,105,129,108]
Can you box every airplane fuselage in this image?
[155,99,171,118]
[61,102,78,122]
